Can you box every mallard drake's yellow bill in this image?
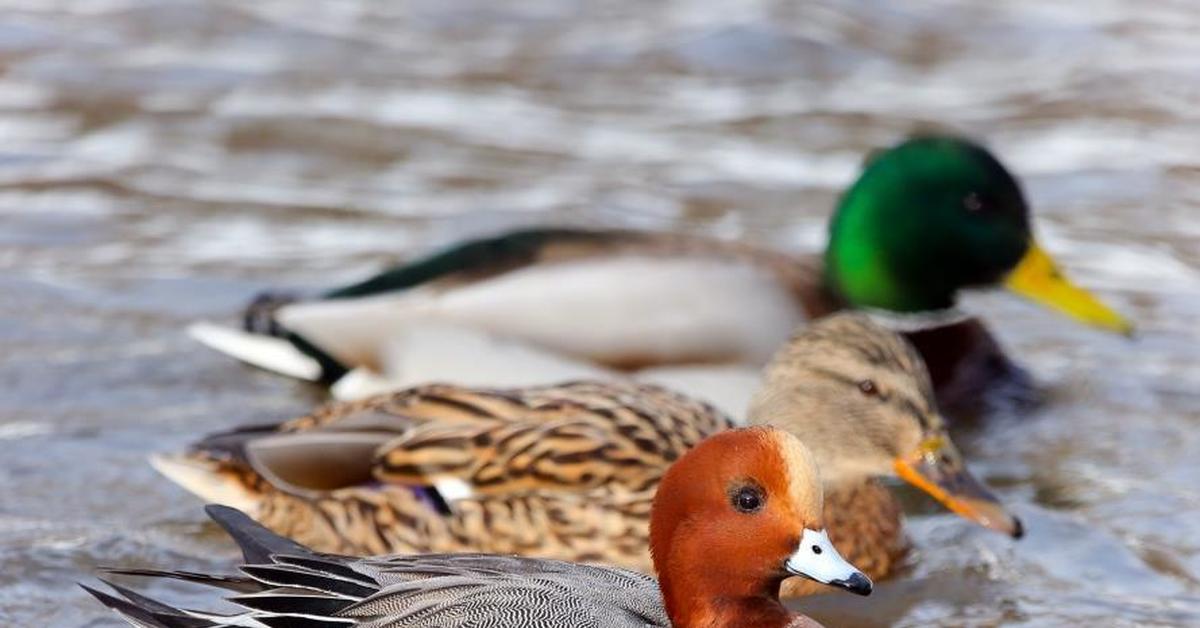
[893,437,1024,539]
[1003,241,1134,336]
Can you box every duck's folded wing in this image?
[366,381,734,496]
[281,381,650,432]
[154,381,734,562]
[268,228,659,374]
[343,554,670,627]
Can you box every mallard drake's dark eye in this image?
[857,379,878,396]
[731,485,765,514]
[963,192,983,212]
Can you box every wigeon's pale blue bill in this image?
[784,528,872,596]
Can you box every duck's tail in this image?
[149,453,263,517]
[188,321,325,382]
[189,227,625,387]
[81,580,236,628]
[83,505,367,628]
[189,287,352,384]
[241,291,301,337]
[148,423,284,517]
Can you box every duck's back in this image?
[342,553,671,627]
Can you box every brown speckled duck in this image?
[89,428,870,628]
[190,136,1132,418]
[157,313,1021,597]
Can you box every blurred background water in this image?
[1,0,1199,626]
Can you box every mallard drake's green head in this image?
[825,136,1131,334]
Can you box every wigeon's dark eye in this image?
[963,192,983,212]
[857,379,878,396]
[731,485,765,514]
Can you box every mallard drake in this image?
[87,428,871,628]
[156,313,1020,598]
[191,135,1131,417]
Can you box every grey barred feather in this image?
[86,506,669,628]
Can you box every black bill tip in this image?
[830,571,873,596]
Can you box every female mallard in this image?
[157,313,1021,598]
[88,427,871,628]
[192,135,1131,416]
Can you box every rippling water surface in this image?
[2,1,1199,626]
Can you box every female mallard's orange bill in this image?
[892,436,1024,539]
[1003,241,1134,336]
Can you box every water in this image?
[1,0,1198,625]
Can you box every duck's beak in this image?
[1003,241,1133,336]
[785,528,873,596]
[893,435,1024,539]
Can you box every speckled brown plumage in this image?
[170,380,911,594]
[285,379,728,493]
[184,381,728,568]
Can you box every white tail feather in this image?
[188,322,322,381]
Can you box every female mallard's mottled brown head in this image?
[747,312,1022,538]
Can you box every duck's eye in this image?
[963,192,983,212]
[731,485,765,514]
[857,379,878,396]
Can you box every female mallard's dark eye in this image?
[731,485,764,514]
[963,192,983,212]
[858,379,878,396]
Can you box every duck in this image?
[154,313,1021,598]
[86,427,872,628]
[189,135,1132,417]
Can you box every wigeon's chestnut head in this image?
[651,426,871,628]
